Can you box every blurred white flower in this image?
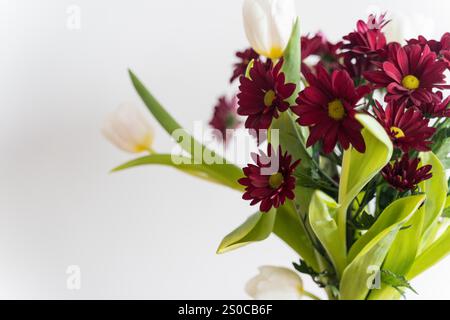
[102,103,154,153]
[382,13,435,44]
[245,266,304,300]
[242,0,296,59]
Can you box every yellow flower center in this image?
[390,126,405,138]
[328,99,346,121]
[267,46,284,59]
[269,172,284,189]
[401,75,420,90]
[264,90,276,107]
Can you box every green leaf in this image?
[272,18,312,171]
[216,210,276,254]
[348,194,426,262]
[380,270,417,296]
[337,113,393,253]
[432,122,450,168]
[367,206,425,300]
[308,190,346,277]
[281,18,301,104]
[417,152,447,252]
[384,206,425,275]
[419,152,447,234]
[129,70,200,158]
[128,70,245,190]
[112,154,244,191]
[273,202,320,272]
[407,226,450,279]
[340,224,409,300]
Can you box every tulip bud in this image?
[245,266,304,300]
[102,103,154,153]
[242,0,296,59]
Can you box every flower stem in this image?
[303,290,321,300]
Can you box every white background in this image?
[0,0,449,299]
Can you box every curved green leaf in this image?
[216,210,276,254]
[340,220,414,300]
[272,18,312,169]
[418,152,447,246]
[112,154,244,191]
[274,202,320,272]
[407,226,450,280]
[348,195,426,262]
[128,70,244,190]
[368,207,425,300]
[340,228,398,300]
[309,190,346,277]
[337,113,393,253]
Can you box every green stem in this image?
[303,290,321,300]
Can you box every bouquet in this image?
[103,0,450,300]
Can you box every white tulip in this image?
[242,0,296,59]
[102,103,154,153]
[245,266,304,300]
[382,13,435,45]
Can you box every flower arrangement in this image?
[103,0,450,300]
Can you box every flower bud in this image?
[245,266,304,299]
[242,0,296,59]
[102,103,154,153]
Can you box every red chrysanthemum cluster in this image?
[364,43,449,107]
[301,33,342,74]
[238,144,300,212]
[373,101,435,152]
[208,96,241,143]
[342,13,389,78]
[237,59,296,130]
[362,34,450,190]
[408,33,450,69]
[292,66,370,153]
[230,48,260,83]
[382,154,432,192]
[219,13,450,208]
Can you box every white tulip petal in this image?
[243,0,296,59]
[246,266,304,300]
[102,103,154,153]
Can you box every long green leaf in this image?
[368,208,425,300]
[348,195,426,262]
[112,154,243,191]
[272,18,311,169]
[216,210,276,254]
[128,70,244,189]
[309,190,346,277]
[338,113,393,254]
[418,152,447,245]
[407,226,450,280]
[340,225,409,300]
[274,202,320,272]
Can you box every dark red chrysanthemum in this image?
[237,59,296,130]
[238,144,300,212]
[342,14,389,78]
[292,65,370,153]
[301,33,343,74]
[407,33,450,69]
[301,34,324,60]
[416,91,450,118]
[208,95,241,143]
[382,154,432,192]
[373,101,435,152]
[230,48,260,83]
[364,43,449,107]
